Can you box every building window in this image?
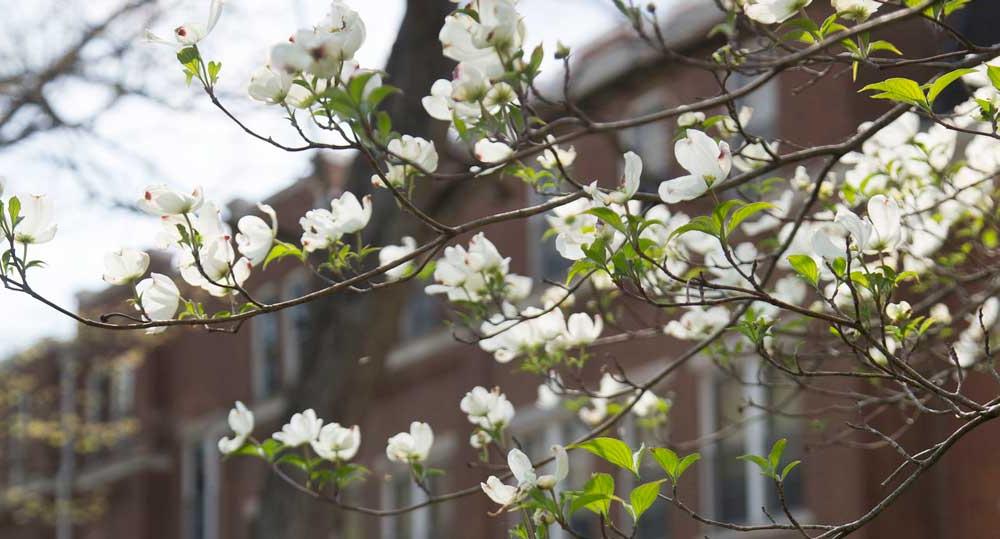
[282,273,312,386]
[700,360,803,525]
[619,90,673,190]
[85,369,113,424]
[381,472,439,539]
[111,363,136,419]
[252,288,281,400]
[184,438,219,539]
[729,74,780,139]
[7,393,28,485]
[402,283,442,340]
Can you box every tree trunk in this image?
[252,1,455,537]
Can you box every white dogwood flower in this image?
[744,0,812,24]
[557,312,603,348]
[145,0,226,46]
[13,194,58,245]
[236,204,278,266]
[882,301,910,323]
[426,233,527,302]
[460,386,515,429]
[481,448,536,507]
[387,135,439,175]
[273,409,324,447]
[140,185,204,216]
[135,273,181,333]
[218,401,254,455]
[248,66,293,104]
[832,0,881,20]
[659,130,731,203]
[475,139,514,163]
[179,237,252,297]
[311,423,361,462]
[386,421,434,463]
[586,152,642,206]
[103,248,150,285]
[537,135,577,169]
[664,306,730,340]
[300,192,373,252]
[379,236,418,281]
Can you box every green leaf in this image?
[728,201,774,233]
[578,473,615,516]
[575,437,637,475]
[650,448,700,484]
[781,460,801,480]
[278,452,310,472]
[768,438,787,470]
[926,68,975,103]
[228,442,264,458]
[569,492,612,516]
[8,196,21,224]
[860,78,928,109]
[584,207,626,235]
[987,65,1000,91]
[176,46,199,65]
[868,40,902,56]
[738,454,774,478]
[263,241,306,269]
[668,215,720,242]
[651,447,678,477]
[347,71,378,103]
[629,480,664,521]
[676,453,701,480]
[366,84,400,109]
[207,61,222,84]
[787,254,819,286]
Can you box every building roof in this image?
[537,0,724,100]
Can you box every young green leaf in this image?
[787,254,820,286]
[728,201,774,233]
[651,447,700,484]
[576,437,637,475]
[629,480,664,521]
[926,68,975,103]
[573,473,615,516]
[860,78,928,109]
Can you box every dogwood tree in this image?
[2,0,999,537]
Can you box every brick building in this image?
[2,2,999,538]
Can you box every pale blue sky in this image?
[0,0,625,356]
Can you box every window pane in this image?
[254,295,281,399]
[402,284,441,339]
[713,376,748,523]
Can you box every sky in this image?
[0,0,625,357]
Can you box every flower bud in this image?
[537,474,558,490]
[886,301,912,322]
[555,41,571,60]
[532,509,556,527]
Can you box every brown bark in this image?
[251,1,456,537]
